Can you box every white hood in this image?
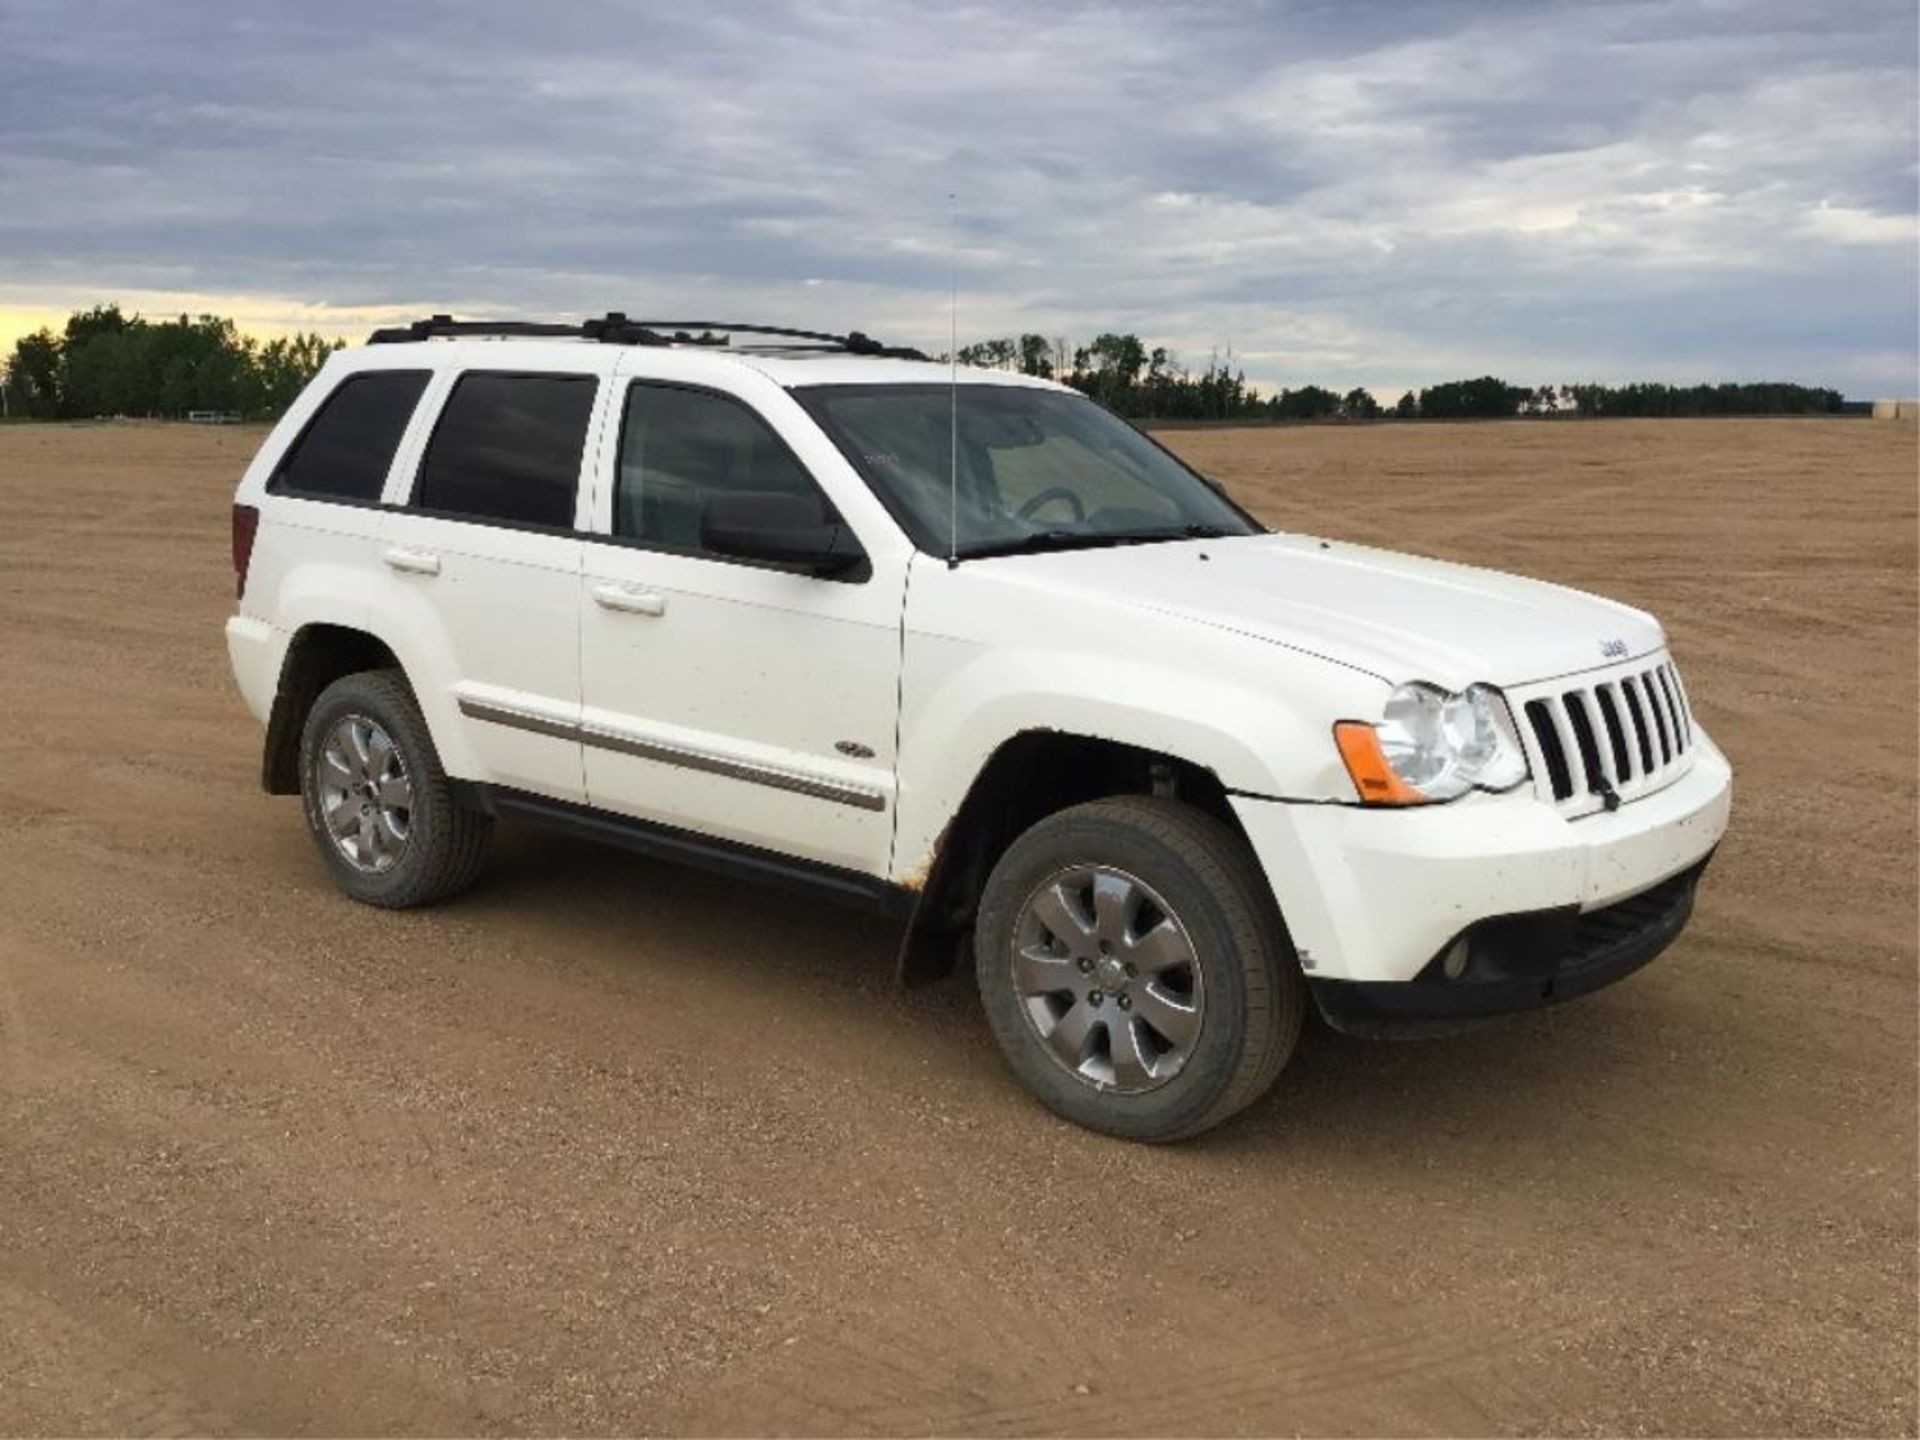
[974,533,1665,691]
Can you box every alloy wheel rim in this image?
[316,714,413,874]
[1010,865,1205,1094]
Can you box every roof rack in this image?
[365,312,925,358]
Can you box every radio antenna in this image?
[947,192,959,569]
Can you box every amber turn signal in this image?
[1333,721,1427,806]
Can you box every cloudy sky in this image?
[1,0,1914,397]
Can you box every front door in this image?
[577,378,904,876]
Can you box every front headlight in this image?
[1336,682,1529,804]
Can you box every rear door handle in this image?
[382,547,441,576]
[592,584,667,617]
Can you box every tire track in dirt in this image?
[691,970,1908,1438]
[0,930,33,1099]
[798,1177,1868,1439]
[0,1280,231,1436]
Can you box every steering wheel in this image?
[1015,486,1086,523]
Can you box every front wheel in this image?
[975,797,1304,1141]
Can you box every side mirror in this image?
[701,492,865,577]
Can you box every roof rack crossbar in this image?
[626,321,924,358]
[365,313,670,346]
[365,313,924,358]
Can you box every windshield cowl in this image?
[956,523,1242,561]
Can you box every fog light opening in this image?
[1441,939,1471,981]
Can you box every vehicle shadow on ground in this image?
[471,822,1656,1158]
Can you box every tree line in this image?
[3,308,1846,424]
[2,305,341,420]
[953,332,1846,422]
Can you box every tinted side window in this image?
[272,371,428,502]
[616,384,829,553]
[414,373,597,529]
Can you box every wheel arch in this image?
[895,728,1259,985]
[261,622,405,794]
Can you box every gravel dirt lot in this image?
[0,416,1913,1436]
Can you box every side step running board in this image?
[461,785,915,919]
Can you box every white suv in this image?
[226,314,1732,1141]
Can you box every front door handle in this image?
[382,547,441,576]
[592,584,667,617]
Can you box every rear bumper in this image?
[225,613,285,726]
[1306,855,1709,1037]
[1230,731,1731,986]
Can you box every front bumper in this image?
[1230,732,1731,1002]
[1307,855,1709,1036]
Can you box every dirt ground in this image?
[0,416,1913,1437]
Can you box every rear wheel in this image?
[975,797,1303,1141]
[297,670,492,907]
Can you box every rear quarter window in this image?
[412,372,598,530]
[271,370,430,502]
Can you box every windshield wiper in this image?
[957,523,1236,561]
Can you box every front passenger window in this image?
[616,384,833,556]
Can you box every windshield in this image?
[793,383,1262,559]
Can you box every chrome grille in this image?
[1514,654,1696,817]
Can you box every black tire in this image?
[297,669,492,908]
[975,796,1303,1141]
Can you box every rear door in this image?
[378,368,607,801]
